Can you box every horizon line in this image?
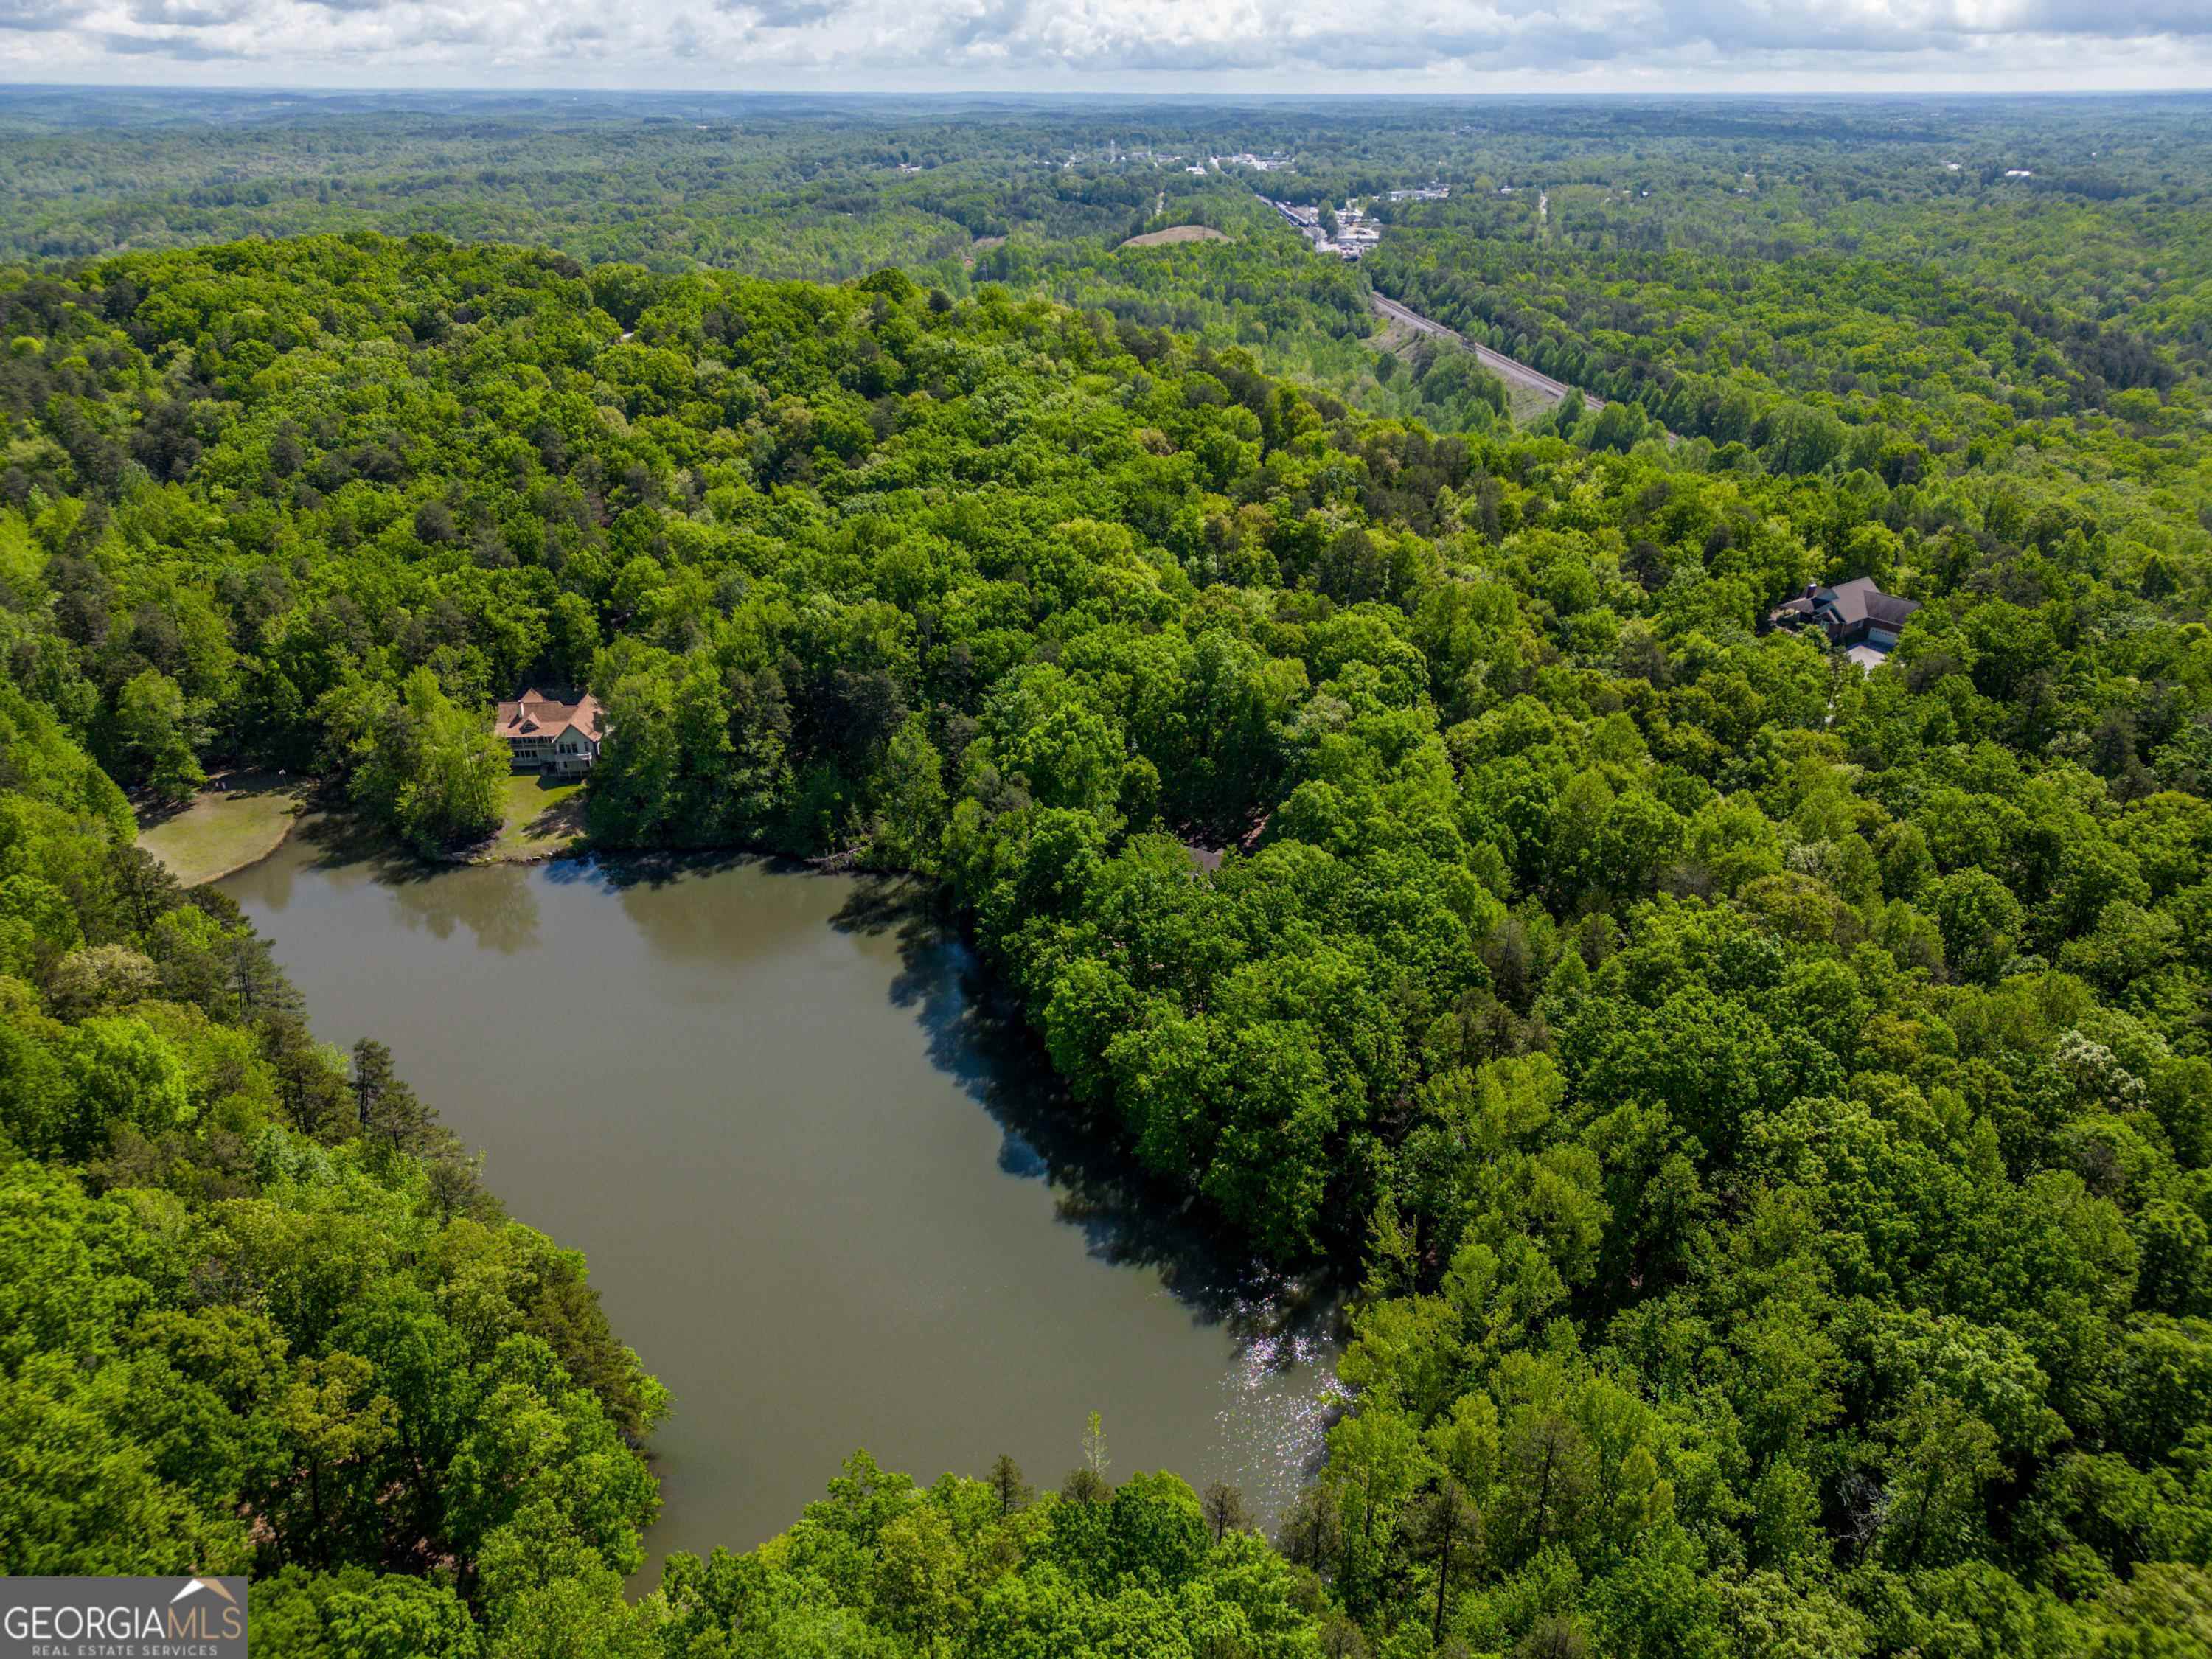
[5,81,2212,101]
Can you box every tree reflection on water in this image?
[829,871,1346,1517]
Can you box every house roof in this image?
[1817,577,1921,631]
[494,689,606,745]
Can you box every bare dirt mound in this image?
[1119,226,1231,249]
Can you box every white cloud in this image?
[3,0,2211,86]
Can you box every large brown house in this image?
[493,689,606,775]
[1770,577,1921,667]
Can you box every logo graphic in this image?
[1,1575,248,1657]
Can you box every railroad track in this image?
[1369,293,1602,411]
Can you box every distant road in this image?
[1369,293,1601,411]
[1251,188,1615,418]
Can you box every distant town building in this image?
[1322,231,1376,257]
[1267,196,1381,260]
[1770,578,1921,667]
[495,689,608,775]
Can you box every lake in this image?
[218,832,1340,1573]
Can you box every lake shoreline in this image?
[133,768,312,887]
[218,838,1348,1570]
[147,773,605,886]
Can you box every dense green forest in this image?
[7,88,2211,479]
[5,90,2212,1658]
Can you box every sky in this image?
[3,0,2211,93]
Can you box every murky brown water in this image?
[219,832,1339,1576]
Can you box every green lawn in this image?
[136,773,306,886]
[489,772,587,860]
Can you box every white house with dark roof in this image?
[493,689,607,775]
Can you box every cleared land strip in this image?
[1120,225,1231,248]
[1253,189,1655,431]
[1368,293,1604,412]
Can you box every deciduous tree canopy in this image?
[1,195,2209,1655]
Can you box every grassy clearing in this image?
[1119,225,1231,249]
[487,772,587,861]
[1506,383,1560,426]
[136,772,307,886]
[1371,316,1422,357]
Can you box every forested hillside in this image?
[0,679,672,1651]
[9,89,2211,498]
[4,229,2212,1655]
